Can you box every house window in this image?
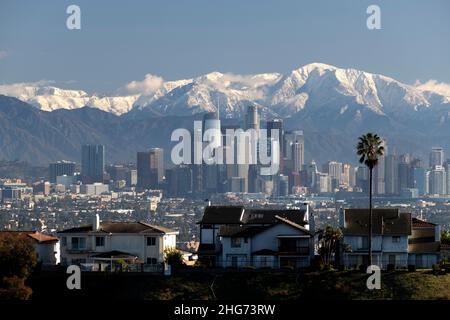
[96,236,105,247]
[147,258,158,264]
[147,237,156,246]
[244,237,248,243]
[360,236,369,250]
[71,237,86,250]
[61,237,67,247]
[231,237,241,248]
[392,236,401,243]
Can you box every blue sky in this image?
[0,0,449,93]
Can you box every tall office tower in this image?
[81,144,105,183]
[267,119,283,159]
[244,105,260,131]
[203,111,221,150]
[137,148,164,189]
[166,165,192,197]
[283,130,304,160]
[412,167,426,196]
[203,164,219,194]
[349,165,356,188]
[398,161,413,192]
[327,161,343,184]
[277,174,289,196]
[430,147,445,168]
[384,154,399,195]
[429,166,446,195]
[341,163,352,187]
[248,164,259,193]
[292,138,305,173]
[108,165,128,182]
[425,170,430,195]
[49,160,76,183]
[126,169,137,186]
[316,172,330,194]
[356,165,369,193]
[305,160,318,192]
[373,140,386,195]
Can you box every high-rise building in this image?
[277,174,289,196]
[283,130,304,160]
[107,165,128,182]
[166,165,192,197]
[81,145,105,183]
[292,139,305,173]
[429,166,446,195]
[356,166,369,193]
[267,119,283,157]
[430,147,444,168]
[203,111,221,151]
[244,105,260,131]
[49,160,76,183]
[412,167,426,196]
[126,170,137,187]
[137,148,164,189]
[384,154,399,195]
[373,141,386,195]
[328,161,342,183]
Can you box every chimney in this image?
[93,214,100,231]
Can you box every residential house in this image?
[57,215,178,271]
[340,208,411,269]
[408,218,441,268]
[0,231,59,266]
[197,205,315,268]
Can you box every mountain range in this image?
[0,63,449,166]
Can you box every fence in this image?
[79,262,164,273]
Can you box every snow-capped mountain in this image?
[1,63,449,119]
[0,83,139,115]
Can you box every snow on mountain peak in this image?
[1,63,448,117]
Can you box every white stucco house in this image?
[340,208,411,269]
[57,215,178,271]
[197,205,315,268]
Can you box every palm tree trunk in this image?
[369,168,373,266]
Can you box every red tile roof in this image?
[412,218,436,228]
[0,231,58,243]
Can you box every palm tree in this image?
[356,133,384,266]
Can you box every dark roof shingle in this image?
[344,208,411,235]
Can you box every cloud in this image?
[415,79,450,97]
[121,74,164,95]
[0,50,9,59]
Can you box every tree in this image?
[318,225,349,268]
[164,247,184,270]
[0,234,37,300]
[356,133,384,266]
[442,230,450,243]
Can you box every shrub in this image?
[164,247,184,270]
[408,265,416,272]
[387,264,395,271]
[432,264,441,274]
